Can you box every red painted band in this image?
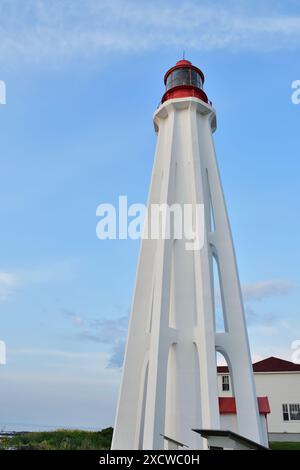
[161,85,209,104]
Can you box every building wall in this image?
[220,414,268,447]
[218,372,300,434]
[255,373,300,433]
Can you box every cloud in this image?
[242,280,295,328]
[16,260,78,285]
[71,316,128,346]
[9,347,102,361]
[214,279,295,330]
[242,279,295,302]
[244,305,277,326]
[0,0,300,64]
[63,311,128,369]
[106,341,126,369]
[0,272,17,301]
[64,279,295,366]
[62,309,84,327]
[0,260,78,302]
[215,279,294,307]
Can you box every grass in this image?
[269,441,300,450]
[0,427,113,450]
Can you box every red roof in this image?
[217,356,300,374]
[217,365,230,373]
[253,357,300,372]
[219,397,270,415]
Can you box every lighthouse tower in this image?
[112,60,264,450]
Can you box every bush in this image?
[0,427,113,450]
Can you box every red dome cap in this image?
[175,59,192,66]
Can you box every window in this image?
[166,68,203,91]
[290,404,300,421]
[282,403,300,421]
[222,375,230,391]
[191,69,203,89]
[282,404,289,421]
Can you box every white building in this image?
[218,357,300,441]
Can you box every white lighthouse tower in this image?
[112,59,264,450]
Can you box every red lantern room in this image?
[162,59,210,104]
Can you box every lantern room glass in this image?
[166,67,203,91]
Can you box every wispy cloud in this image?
[0,272,17,301]
[106,341,126,369]
[242,279,295,303]
[215,279,294,307]
[63,278,295,367]
[62,309,84,327]
[215,279,294,331]
[16,260,78,285]
[0,0,300,64]
[78,316,128,345]
[245,305,276,326]
[9,347,102,360]
[0,260,78,302]
[63,310,128,369]
[242,280,295,330]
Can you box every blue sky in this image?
[0,0,300,431]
